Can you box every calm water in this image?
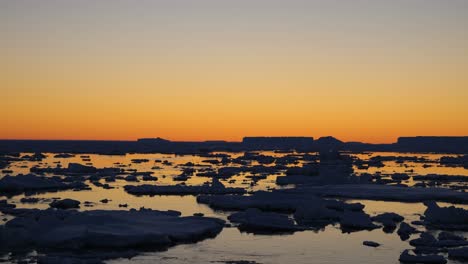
[1,152,467,264]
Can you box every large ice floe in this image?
[397,222,419,241]
[339,211,380,232]
[396,231,468,264]
[283,184,468,204]
[228,208,305,233]
[448,247,468,261]
[423,201,468,230]
[0,208,224,260]
[197,191,363,213]
[399,249,447,264]
[30,163,122,176]
[276,150,356,186]
[197,190,385,232]
[371,212,404,232]
[124,178,246,195]
[0,174,88,195]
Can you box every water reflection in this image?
[0,151,467,264]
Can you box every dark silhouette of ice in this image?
[0,200,15,210]
[399,249,447,264]
[1,136,467,154]
[0,208,224,257]
[0,174,88,194]
[438,231,466,241]
[124,178,246,196]
[31,163,123,176]
[339,211,380,232]
[409,232,468,249]
[197,191,363,214]
[413,174,468,183]
[20,197,40,204]
[198,190,388,233]
[228,208,305,233]
[363,241,380,247]
[49,198,80,209]
[53,153,75,158]
[371,212,404,232]
[293,203,341,227]
[423,201,468,230]
[397,222,419,241]
[448,247,468,261]
[276,150,355,185]
[440,155,468,168]
[285,184,468,203]
[0,138,467,263]
[391,173,410,181]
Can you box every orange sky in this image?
[2,1,468,143]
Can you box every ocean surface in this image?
[1,151,467,264]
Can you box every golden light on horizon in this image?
[2,1,468,143]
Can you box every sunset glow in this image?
[2,0,468,143]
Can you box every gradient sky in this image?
[2,0,468,143]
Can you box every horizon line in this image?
[1,135,467,145]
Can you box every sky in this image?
[1,0,468,143]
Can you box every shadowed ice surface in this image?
[0,151,467,264]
